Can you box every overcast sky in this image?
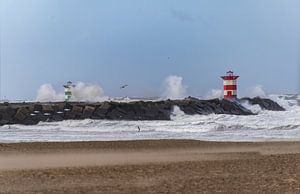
[1,0,300,100]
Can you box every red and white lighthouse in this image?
[221,71,239,100]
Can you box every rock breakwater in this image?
[0,97,284,125]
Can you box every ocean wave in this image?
[1,95,300,142]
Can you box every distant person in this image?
[138,126,141,132]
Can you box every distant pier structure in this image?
[63,81,75,101]
[221,71,239,99]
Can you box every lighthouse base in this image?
[224,95,237,100]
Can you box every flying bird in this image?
[120,84,128,89]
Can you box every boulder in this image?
[221,99,253,115]
[27,104,35,112]
[0,97,286,125]
[31,112,48,122]
[22,117,40,125]
[83,106,95,118]
[42,105,54,114]
[240,97,285,111]
[93,102,111,118]
[0,106,16,124]
[51,115,64,122]
[34,104,43,112]
[64,112,78,120]
[55,102,66,112]
[106,107,128,119]
[14,107,30,121]
[174,98,224,115]
[72,105,83,114]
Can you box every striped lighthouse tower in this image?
[63,81,75,102]
[221,71,239,100]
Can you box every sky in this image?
[1,0,300,100]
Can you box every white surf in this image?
[1,95,300,143]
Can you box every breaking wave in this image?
[161,75,187,100]
[1,94,300,143]
[36,82,108,102]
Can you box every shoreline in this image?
[1,139,300,193]
[2,139,300,151]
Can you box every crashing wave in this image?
[0,94,299,142]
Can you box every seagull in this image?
[120,84,128,89]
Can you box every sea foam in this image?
[1,94,300,143]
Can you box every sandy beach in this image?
[0,140,300,193]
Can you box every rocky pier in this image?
[0,97,284,126]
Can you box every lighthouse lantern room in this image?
[221,71,239,100]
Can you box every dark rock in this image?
[106,107,128,119]
[93,102,111,118]
[34,104,43,112]
[55,102,66,112]
[64,102,73,110]
[51,115,64,122]
[14,107,30,121]
[83,106,95,118]
[174,98,217,115]
[64,111,78,120]
[22,117,40,125]
[72,106,83,114]
[27,104,35,112]
[31,112,48,122]
[240,97,285,111]
[0,97,286,125]
[0,106,16,124]
[221,99,253,115]
[42,105,54,114]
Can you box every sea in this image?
[1,94,300,143]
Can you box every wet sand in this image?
[0,140,300,193]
